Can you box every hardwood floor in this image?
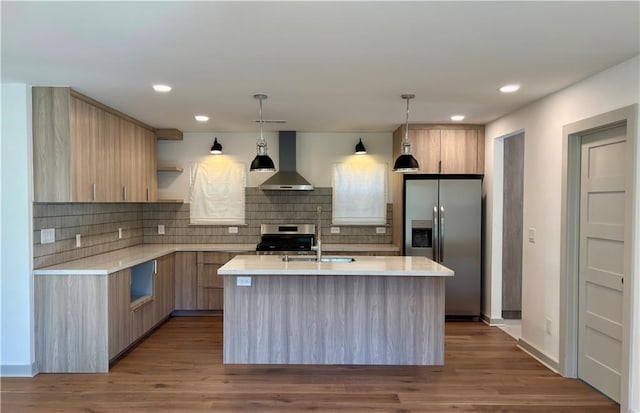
[2,317,618,412]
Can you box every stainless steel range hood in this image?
[259,131,314,191]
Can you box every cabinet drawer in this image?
[198,251,236,265]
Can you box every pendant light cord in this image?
[404,96,410,144]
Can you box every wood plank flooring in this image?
[1,317,618,412]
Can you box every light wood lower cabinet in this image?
[154,254,175,320]
[197,252,236,310]
[109,269,132,359]
[36,254,176,373]
[174,252,197,310]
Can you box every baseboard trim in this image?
[1,362,37,377]
[481,313,505,326]
[517,338,560,374]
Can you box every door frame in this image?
[560,105,637,411]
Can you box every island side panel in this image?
[223,275,445,365]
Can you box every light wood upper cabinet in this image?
[440,128,481,174]
[32,87,158,202]
[393,124,485,175]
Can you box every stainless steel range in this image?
[255,224,315,254]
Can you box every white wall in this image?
[484,56,640,409]
[1,84,35,376]
[157,132,393,201]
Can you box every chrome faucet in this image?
[311,206,322,261]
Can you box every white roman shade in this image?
[332,160,387,225]
[189,157,246,225]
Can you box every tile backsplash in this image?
[33,203,143,268]
[34,188,393,268]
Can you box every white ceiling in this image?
[2,1,639,133]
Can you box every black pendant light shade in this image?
[393,154,420,171]
[250,94,276,172]
[393,94,420,172]
[250,154,276,171]
[355,138,367,154]
[209,137,222,154]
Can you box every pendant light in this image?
[209,137,222,154]
[354,138,367,155]
[393,94,420,172]
[250,94,276,172]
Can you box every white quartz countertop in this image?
[33,244,256,275]
[33,243,401,275]
[218,255,454,277]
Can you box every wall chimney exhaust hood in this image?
[259,131,314,191]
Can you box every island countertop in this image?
[218,255,454,277]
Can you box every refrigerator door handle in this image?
[440,205,445,262]
[433,205,439,262]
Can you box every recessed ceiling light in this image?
[450,115,465,121]
[152,84,172,92]
[195,115,209,122]
[499,84,520,93]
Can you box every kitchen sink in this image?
[281,255,355,263]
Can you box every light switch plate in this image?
[528,227,536,243]
[158,224,165,235]
[75,234,81,248]
[228,226,239,234]
[40,228,55,244]
[118,228,123,239]
[330,227,340,234]
[376,227,386,234]
[237,276,252,286]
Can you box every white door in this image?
[578,124,627,403]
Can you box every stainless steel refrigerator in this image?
[404,177,482,318]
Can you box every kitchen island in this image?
[218,255,454,366]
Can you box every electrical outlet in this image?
[228,226,239,234]
[75,234,81,248]
[158,224,165,235]
[528,227,536,243]
[330,227,340,234]
[376,227,386,234]
[237,276,252,286]
[118,228,123,239]
[40,228,55,244]
[546,318,552,335]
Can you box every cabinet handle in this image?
[438,160,442,173]
[146,188,149,202]
[92,183,96,201]
[123,186,127,201]
[154,259,157,274]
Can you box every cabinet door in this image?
[130,300,155,341]
[440,129,479,174]
[70,97,98,201]
[153,254,175,322]
[412,129,441,174]
[119,122,146,202]
[144,129,158,202]
[96,110,121,201]
[108,269,132,359]
[197,252,235,310]
[175,252,198,310]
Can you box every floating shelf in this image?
[157,166,184,172]
[157,199,184,204]
[156,128,183,140]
